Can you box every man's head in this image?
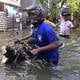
[61,8,71,21]
[26,6,44,26]
[61,12,70,21]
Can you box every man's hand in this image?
[31,49,40,55]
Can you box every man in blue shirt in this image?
[19,6,60,66]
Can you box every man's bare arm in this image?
[20,34,32,41]
[31,41,60,55]
[38,41,59,52]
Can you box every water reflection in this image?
[0,29,80,80]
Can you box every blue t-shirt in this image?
[32,22,59,62]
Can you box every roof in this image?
[0,0,20,7]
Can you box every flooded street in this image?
[0,29,80,80]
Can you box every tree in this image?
[39,0,80,21]
[66,0,80,21]
[39,0,61,19]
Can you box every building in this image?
[0,0,20,31]
[0,0,42,31]
[0,0,20,14]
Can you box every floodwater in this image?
[0,29,80,80]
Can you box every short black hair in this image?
[61,7,71,16]
[61,12,70,16]
[46,16,50,19]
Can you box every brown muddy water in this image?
[0,29,80,80]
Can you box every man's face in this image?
[28,12,41,27]
[29,12,37,19]
[62,16,69,21]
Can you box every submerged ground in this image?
[0,28,80,80]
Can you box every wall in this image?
[0,12,7,32]
[21,0,33,9]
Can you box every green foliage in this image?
[39,0,80,20]
[39,0,59,19]
[67,0,80,18]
